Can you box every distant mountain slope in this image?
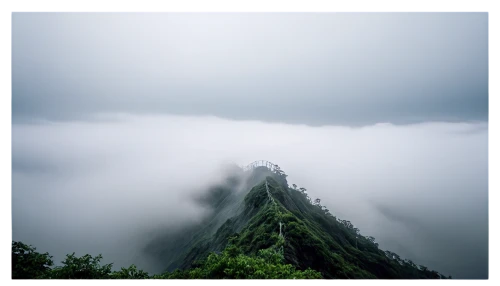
[144,163,449,279]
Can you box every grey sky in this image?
[11,13,488,279]
[12,13,487,125]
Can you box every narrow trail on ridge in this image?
[265,178,284,244]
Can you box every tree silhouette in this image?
[51,253,113,279]
[12,241,53,279]
[274,165,283,174]
[324,208,330,214]
[353,228,360,235]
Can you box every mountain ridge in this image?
[143,162,449,279]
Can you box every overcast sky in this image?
[13,13,487,125]
[12,13,488,279]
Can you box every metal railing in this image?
[242,160,279,172]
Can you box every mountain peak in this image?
[143,161,448,279]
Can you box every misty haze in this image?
[12,13,488,279]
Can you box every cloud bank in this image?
[12,114,488,278]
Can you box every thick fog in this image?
[12,12,488,279]
[12,115,487,278]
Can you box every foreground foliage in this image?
[12,241,320,279]
[12,241,53,279]
[12,165,451,279]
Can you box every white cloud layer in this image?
[12,114,488,278]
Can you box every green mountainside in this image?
[12,162,449,279]
[143,164,448,279]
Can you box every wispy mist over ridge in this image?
[12,114,487,278]
[12,11,488,279]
